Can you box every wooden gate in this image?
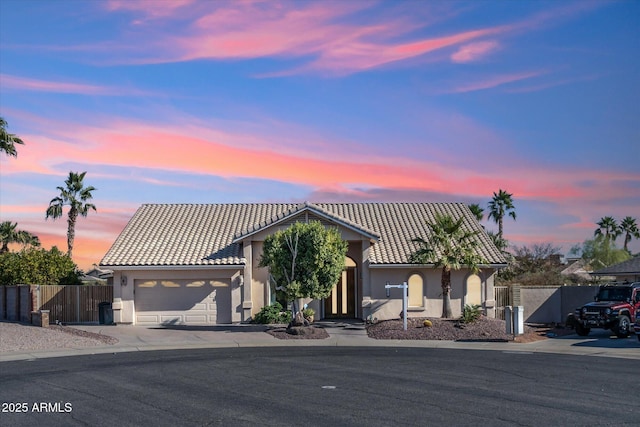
[39,285,112,324]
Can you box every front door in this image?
[324,267,356,319]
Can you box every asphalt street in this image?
[1,346,638,427]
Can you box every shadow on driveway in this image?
[149,325,270,333]
[550,329,639,349]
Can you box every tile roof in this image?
[592,255,640,275]
[100,202,507,267]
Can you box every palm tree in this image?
[0,221,40,253]
[487,189,516,239]
[409,213,486,318]
[17,229,41,250]
[620,216,639,252]
[0,117,25,157]
[468,204,484,222]
[46,171,97,258]
[594,216,620,241]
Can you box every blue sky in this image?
[1,0,639,269]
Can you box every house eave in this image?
[369,263,508,269]
[100,264,245,271]
[232,204,380,243]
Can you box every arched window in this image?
[466,274,482,306]
[408,273,424,308]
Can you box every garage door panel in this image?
[134,279,231,325]
[185,315,208,323]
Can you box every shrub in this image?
[423,319,433,327]
[254,302,292,324]
[302,307,315,319]
[461,304,482,324]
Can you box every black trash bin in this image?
[98,302,113,325]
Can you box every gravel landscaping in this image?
[366,317,572,342]
[0,322,118,353]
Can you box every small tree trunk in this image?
[441,267,452,318]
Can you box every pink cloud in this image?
[0,74,152,96]
[4,114,638,206]
[93,1,514,75]
[450,40,500,63]
[450,70,545,93]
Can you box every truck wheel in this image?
[575,323,590,336]
[613,315,630,338]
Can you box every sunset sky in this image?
[1,0,639,271]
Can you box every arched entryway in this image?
[323,256,357,319]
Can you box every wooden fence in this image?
[1,285,112,324]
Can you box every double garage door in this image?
[134,279,232,325]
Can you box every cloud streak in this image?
[450,70,546,93]
[0,74,153,96]
[450,40,500,63]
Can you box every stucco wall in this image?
[365,268,497,321]
[519,284,599,323]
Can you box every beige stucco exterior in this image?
[109,213,499,325]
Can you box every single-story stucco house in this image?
[591,255,640,282]
[99,202,507,326]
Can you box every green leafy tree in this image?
[570,235,630,271]
[1,221,40,253]
[488,189,516,239]
[619,216,639,252]
[594,216,620,240]
[259,221,348,316]
[46,171,97,258]
[468,203,484,222]
[0,117,24,157]
[0,246,81,286]
[409,213,486,318]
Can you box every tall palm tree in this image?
[468,204,484,222]
[594,216,620,241]
[46,171,97,258]
[409,213,486,318]
[620,216,639,252]
[0,221,40,253]
[0,117,25,157]
[487,189,516,239]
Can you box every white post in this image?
[402,282,408,331]
[513,306,524,335]
[385,282,408,331]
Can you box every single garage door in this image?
[134,279,232,325]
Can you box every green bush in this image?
[253,302,292,324]
[0,247,81,285]
[461,304,482,324]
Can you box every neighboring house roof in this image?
[560,258,592,281]
[85,266,113,279]
[100,202,507,268]
[591,255,640,276]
